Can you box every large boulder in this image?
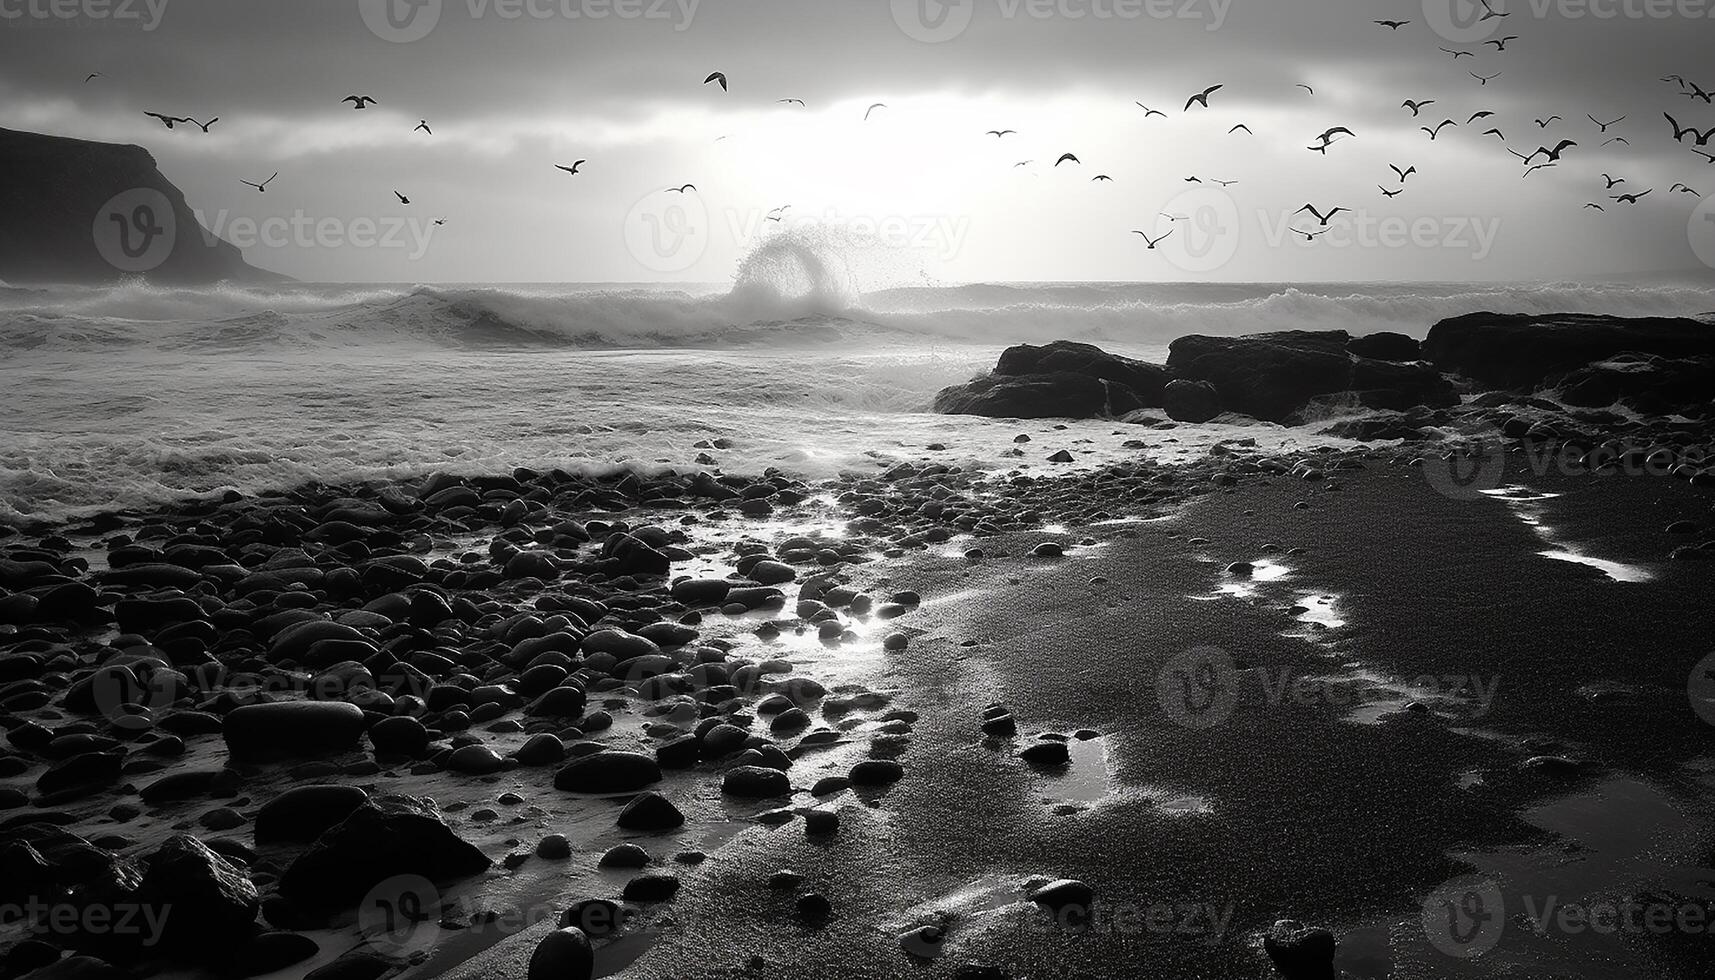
[932,371,1142,420]
[223,701,367,760]
[1420,312,1715,390]
[993,341,1168,404]
[1346,331,1421,361]
[1166,331,1355,423]
[136,834,262,963]
[1550,352,1715,415]
[278,795,491,914]
[1161,379,1221,423]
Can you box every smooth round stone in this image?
[258,787,373,840]
[554,752,661,794]
[527,927,594,980]
[368,716,429,757]
[515,733,566,766]
[722,765,789,798]
[536,834,571,860]
[617,792,684,832]
[1019,741,1070,766]
[599,843,650,868]
[223,701,365,759]
[849,760,904,785]
[448,744,507,775]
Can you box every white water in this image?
[4,232,1713,524]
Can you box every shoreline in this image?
[4,426,1714,979]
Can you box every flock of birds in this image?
[85,4,1715,260]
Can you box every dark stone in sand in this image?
[600,842,651,868]
[670,577,732,605]
[255,785,369,843]
[1162,379,1221,423]
[618,791,685,831]
[1167,331,1353,422]
[1551,352,1715,414]
[1019,741,1071,766]
[723,765,790,797]
[1261,919,1338,980]
[516,732,566,766]
[849,760,904,785]
[621,873,680,903]
[224,702,366,759]
[536,834,571,859]
[995,341,1169,403]
[1421,312,1715,389]
[279,795,491,913]
[368,715,430,757]
[655,734,700,769]
[527,685,588,718]
[138,834,262,961]
[554,751,662,794]
[504,550,560,580]
[268,621,368,663]
[749,560,796,585]
[528,927,594,980]
[1030,878,1094,912]
[603,532,671,576]
[447,743,508,775]
[37,751,123,797]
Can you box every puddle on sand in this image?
[1039,736,1113,805]
[1337,773,1715,980]
[1288,591,1346,629]
[1480,485,1654,583]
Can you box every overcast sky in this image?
[4,0,1715,283]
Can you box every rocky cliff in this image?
[0,127,284,285]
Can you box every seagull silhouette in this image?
[1683,81,1713,103]
[1483,128,1506,141]
[1587,114,1625,132]
[1441,47,1474,59]
[1315,126,1355,144]
[1132,229,1173,249]
[1402,99,1435,117]
[1422,120,1457,140]
[1526,139,1577,164]
[1583,203,1605,211]
[1184,84,1223,111]
[1523,162,1557,177]
[555,161,586,174]
[414,120,432,134]
[1603,136,1630,146]
[84,72,103,83]
[1294,227,1333,241]
[1671,183,1702,194]
[185,117,219,133]
[342,95,377,109]
[144,111,188,129]
[239,172,277,193]
[1379,185,1403,198]
[1391,164,1417,182]
[1485,35,1520,50]
[1471,71,1502,85]
[394,190,410,205]
[1295,203,1349,225]
[1091,174,1113,182]
[704,72,727,91]
[1694,149,1715,164]
[1135,103,1167,118]
[1601,174,1625,188]
[1230,124,1253,135]
[864,103,887,121]
[986,129,1017,137]
[1534,116,1562,128]
[1055,153,1080,166]
[1374,19,1410,28]
[1211,178,1239,187]
[1297,84,1315,95]
[1611,190,1652,204]
[1666,113,1715,145]
[668,184,697,193]
[777,99,804,106]
[1468,111,1495,123]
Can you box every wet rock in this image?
[553,751,662,794]
[722,765,790,797]
[617,791,685,832]
[1261,919,1338,980]
[1163,379,1222,424]
[621,873,680,903]
[527,927,594,980]
[367,715,429,757]
[279,795,492,914]
[849,760,904,785]
[600,842,651,868]
[223,702,366,760]
[255,785,370,843]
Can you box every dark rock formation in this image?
[1346,331,1422,361]
[1162,379,1221,423]
[1168,331,1456,423]
[278,795,491,914]
[993,341,1169,403]
[1421,311,1715,389]
[0,127,285,285]
[932,341,1166,419]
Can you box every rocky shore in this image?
[2,311,1713,980]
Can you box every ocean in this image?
[4,269,1714,525]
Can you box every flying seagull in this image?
[239,172,277,193]
[1611,190,1652,204]
[1211,178,1239,187]
[185,117,219,133]
[1132,229,1173,249]
[1295,203,1350,225]
[1402,99,1435,117]
[1374,19,1410,28]
[1297,84,1315,95]
[394,190,410,205]
[1468,111,1495,123]
[1135,103,1166,118]
[777,99,804,106]
[1316,126,1356,144]
[1441,47,1474,59]
[1230,124,1254,135]
[1013,160,1034,168]
[1471,71,1502,85]
[864,103,887,121]
[1485,35,1520,50]
[1683,81,1713,103]
[668,184,697,193]
[414,120,432,134]
[1526,139,1577,163]
[1671,183,1701,194]
[84,72,103,83]
[1601,174,1625,188]
[1534,116,1562,128]
[555,161,586,174]
[1583,203,1605,211]
[1603,137,1630,146]
[1390,164,1417,182]
[704,72,727,91]
[1294,227,1332,241]
[1694,149,1715,164]
[342,95,378,109]
[1091,174,1113,182]
[986,129,1016,137]
[1666,113,1715,145]
[144,111,188,129]
[433,217,447,225]
[1483,128,1506,141]
[1523,162,1557,177]
[1380,185,1403,198]
[1184,84,1223,111]
[1587,114,1625,132]
[1422,120,1457,140]
[1055,153,1080,166]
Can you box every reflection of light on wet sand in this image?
[1290,592,1346,629]
[1480,485,1654,583]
